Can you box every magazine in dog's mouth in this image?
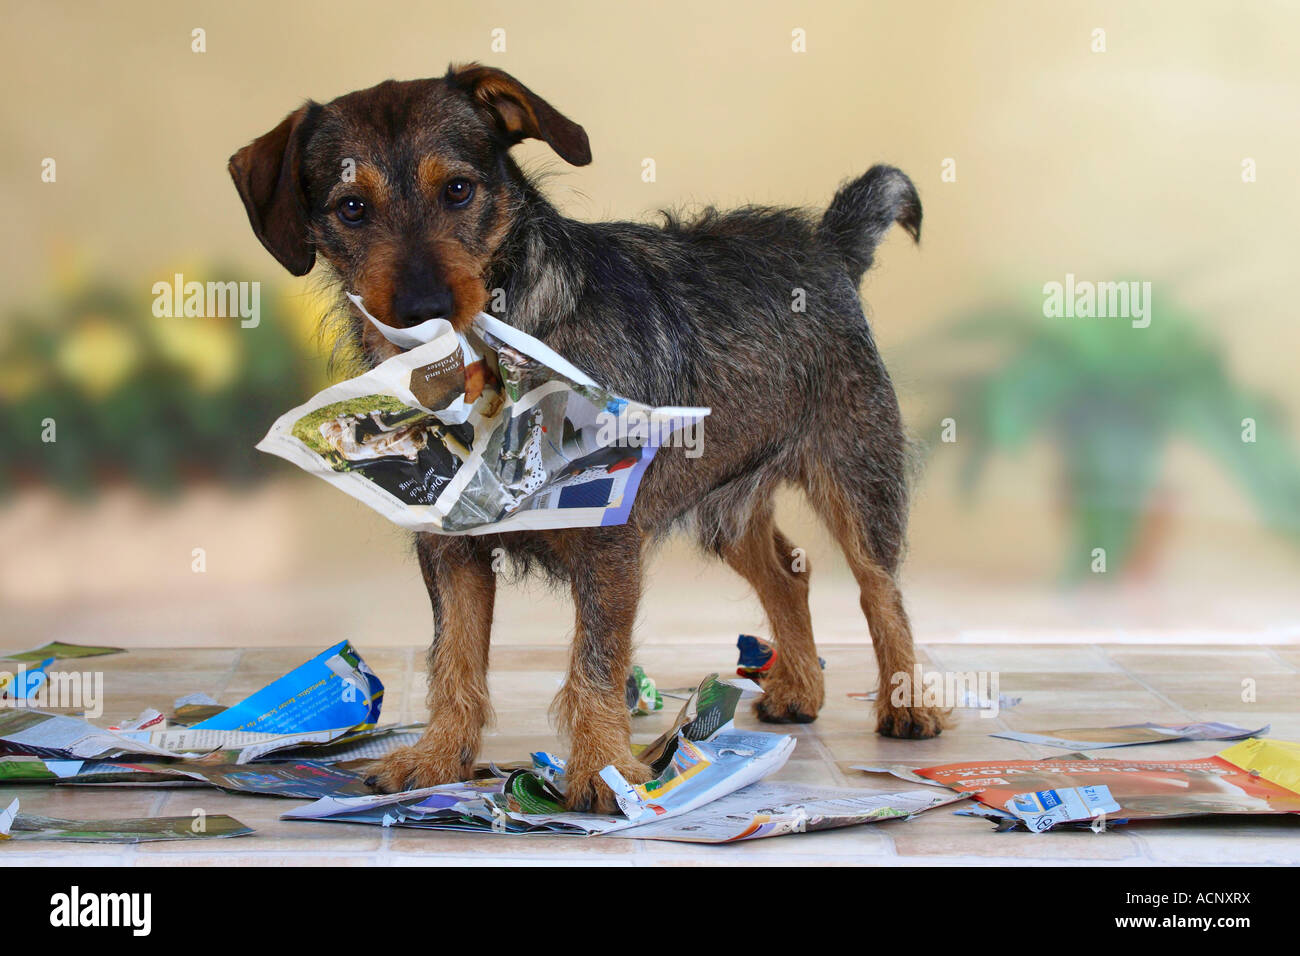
[259,301,710,535]
[347,292,454,350]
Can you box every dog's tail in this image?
[818,165,921,285]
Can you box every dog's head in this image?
[228,65,589,357]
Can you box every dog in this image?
[229,64,944,812]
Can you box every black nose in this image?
[391,286,455,327]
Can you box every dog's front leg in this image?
[368,535,495,792]
[553,528,652,813]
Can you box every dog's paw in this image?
[752,675,823,724]
[564,758,651,814]
[754,697,817,723]
[364,745,470,794]
[875,704,948,739]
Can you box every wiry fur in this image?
[228,66,945,812]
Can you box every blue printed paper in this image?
[194,641,383,735]
[1006,784,1121,832]
[0,658,53,700]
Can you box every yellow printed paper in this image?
[1217,738,1300,796]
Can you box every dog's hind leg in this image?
[551,526,652,813]
[722,499,825,723]
[807,457,947,739]
[367,535,496,791]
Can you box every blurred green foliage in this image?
[920,299,1300,579]
[0,268,329,497]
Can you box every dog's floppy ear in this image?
[449,64,591,166]
[228,104,318,276]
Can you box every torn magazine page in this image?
[0,644,385,765]
[1002,784,1122,832]
[915,756,1300,827]
[4,808,253,843]
[1217,738,1300,796]
[736,635,825,682]
[851,763,950,787]
[635,673,744,774]
[107,708,166,732]
[264,724,424,767]
[171,692,226,725]
[122,726,352,764]
[282,771,627,835]
[602,730,795,825]
[660,678,762,702]
[193,640,383,738]
[0,710,189,760]
[125,759,371,798]
[257,308,709,535]
[0,657,53,700]
[619,674,795,821]
[626,665,663,716]
[601,781,962,843]
[991,721,1268,751]
[282,760,954,845]
[0,709,356,764]
[283,676,790,839]
[0,641,124,663]
[1,756,371,799]
[0,797,16,839]
[96,640,393,763]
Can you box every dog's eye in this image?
[336,196,367,225]
[443,179,474,208]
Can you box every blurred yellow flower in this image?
[49,241,92,295]
[54,317,141,397]
[280,284,335,349]
[279,284,348,387]
[0,354,49,402]
[148,315,240,392]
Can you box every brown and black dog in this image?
[229,64,943,812]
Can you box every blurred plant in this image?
[918,299,1300,580]
[0,267,330,497]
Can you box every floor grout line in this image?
[1263,646,1298,673]
[1098,644,1198,720]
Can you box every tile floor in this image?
[2,641,1298,866]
